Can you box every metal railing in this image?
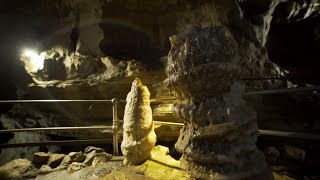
[0,98,181,154]
[0,98,118,155]
[0,85,319,153]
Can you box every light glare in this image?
[22,49,45,72]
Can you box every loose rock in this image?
[91,152,113,167]
[47,154,65,168]
[67,162,87,173]
[69,152,85,162]
[59,155,72,167]
[150,145,180,168]
[265,147,281,162]
[0,159,31,179]
[283,145,305,162]
[32,152,50,167]
[85,146,105,153]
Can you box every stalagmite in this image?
[121,78,157,165]
[164,26,273,180]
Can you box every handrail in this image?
[244,86,320,96]
[0,139,113,149]
[0,96,319,151]
[0,98,119,155]
[0,99,113,103]
[0,98,176,104]
[0,126,112,133]
[259,130,320,141]
[112,98,119,156]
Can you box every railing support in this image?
[112,98,119,156]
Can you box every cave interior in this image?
[0,0,320,179]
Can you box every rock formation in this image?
[164,26,273,179]
[121,78,157,165]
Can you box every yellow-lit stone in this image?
[150,145,180,168]
[121,78,157,165]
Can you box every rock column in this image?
[164,26,273,179]
[121,78,157,165]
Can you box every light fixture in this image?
[21,49,45,73]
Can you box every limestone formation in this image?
[164,26,273,179]
[0,159,32,179]
[121,78,157,165]
[32,152,50,168]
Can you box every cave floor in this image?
[26,156,189,180]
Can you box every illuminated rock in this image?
[164,26,273,179]
[121,78,157,165]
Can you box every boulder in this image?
[91,152,113,167]
[0,159,31,179]
[121,78,157,165]
[85,146,105,153]
[39,165,53,174]
[67,162,87,173]
[83,146,108,165]
[69,152,85,162]
[59,155,72,167]
[264,147,281,162]
[283,145,306,162]
[47,154,65,168]
[150,145,180,168]
[32,152,50,167]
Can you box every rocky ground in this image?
[0,144,317,180]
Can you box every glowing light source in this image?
[21,49,45,73]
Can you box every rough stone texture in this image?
[282,145,306,162]
[83,151,97,166]
[121,78,157,165]
[265,147,281,162]
[67,162,87,173]
[0,131,59,166]
[164,26,273,179]
[85,146,105,153]
[33,152,50,168]
[91,152,113,167]
[83,148,111,166]
[103,159,189,180]
[150,145,180,168]
[273,172,297,180]
[47,154,65,168]
[60,155,72,167]
[69,152,85,163]
[39,165,54,174]
[0,159,31,179]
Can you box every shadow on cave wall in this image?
[99,22,165,69]
[266,10,320,85]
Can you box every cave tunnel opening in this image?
[266,6,320,85]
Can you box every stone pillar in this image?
[121,78,157,165]
[164,26,273,179]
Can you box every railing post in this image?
[112,98,119,156]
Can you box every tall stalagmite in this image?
[164,26,273,179]
[121,78,157,165]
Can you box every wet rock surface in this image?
[0,0,320,179]
[164,26,273,179]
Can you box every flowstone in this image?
[164,26,273,179]
[121,78,157,165]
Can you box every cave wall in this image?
[0,0,319,166]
